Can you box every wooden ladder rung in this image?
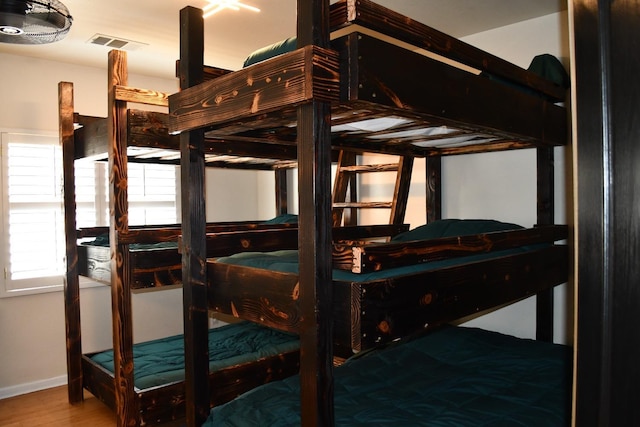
[339,163,399,173]
[333,201,393,209]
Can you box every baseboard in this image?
[0,375,67,400]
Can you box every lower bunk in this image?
[206,325,572,426]
[82,321,300,425]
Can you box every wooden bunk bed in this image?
[168,0,570,425]
[58,50,310,426]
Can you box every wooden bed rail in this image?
[330,0,567,102]
[114,85,169,107]
[197,223,567,275]
[198,223,409,258]
[337,224,569,273]
[168,45,340,134]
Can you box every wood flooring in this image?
[0,386,185,426]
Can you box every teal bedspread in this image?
[214,219,538,282]
[206,326,571,426]
[90,321,299,390]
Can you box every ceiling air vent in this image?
[88,33,147,51]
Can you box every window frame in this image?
[0,129,180,298]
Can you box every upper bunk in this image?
[168,0,569,157]
[70,51,298,171]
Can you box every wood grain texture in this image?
[0,386,117,427]
[296,2,335,424]
[169,45,340,134]
[207,244,567,355]
[348,225,568,273]
[355,245,568,349]
[107,49,137,427]
[114,85,169,107]
[177,7,210,427]
[59,81,83,404]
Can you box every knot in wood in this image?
[377,320,391,334]
[292,282,300,300]
[240,239,250,248]
[420,293,433,306]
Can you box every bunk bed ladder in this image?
[331,150,413,226]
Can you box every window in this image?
[0,132,179,296]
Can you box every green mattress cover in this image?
[207,326,571,426]
[90,321,299,390]
[215,219,539,282]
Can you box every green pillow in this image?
[391,219,523,242]
[243,37,297,68]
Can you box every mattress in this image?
[206,326,572,426]
[214,219,539,282]
[89,321,299,390]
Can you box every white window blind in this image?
[1,132,179,296]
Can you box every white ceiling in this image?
[0,0,568,80]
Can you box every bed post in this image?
[536,147,554,342]
[59,81,83,404]
[426,155,442,223]
[275,168,288,215]
[107,49,138,427]
[178,7,209,427]
[296,0,334,425]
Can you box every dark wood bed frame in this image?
[59,48,416,425]
[168,1,570,426]
[58,51,306,425]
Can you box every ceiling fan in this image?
[0,0,72,44]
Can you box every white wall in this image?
[0,51,265,397]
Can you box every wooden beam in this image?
[390,156,413,225]
[59,81,83,404]
[296,0,334,425]
[169,46,339,135]
[177,7,210,427]
[536,147,555,342]
[107,49,138,427]
[426,156,441,223]
[114,84,169,107]
[275,168,289,215]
